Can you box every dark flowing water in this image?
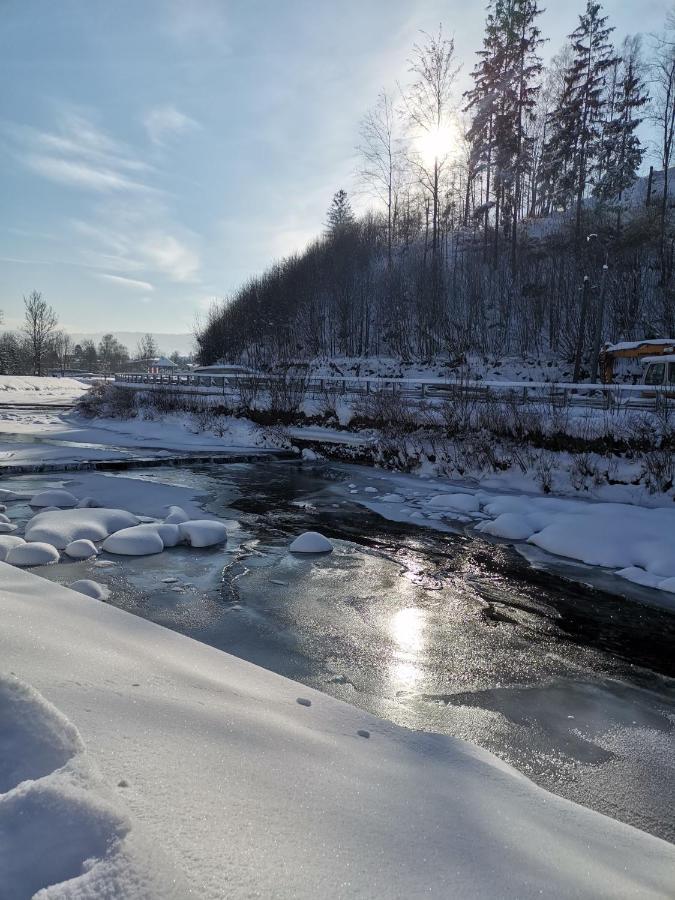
[13,461,675,843]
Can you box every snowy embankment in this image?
[342,475,675,599]
[1,564,675,899]
[0,375,88,405]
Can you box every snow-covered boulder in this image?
[25,508,139,550]
[475,513,535,541]
[164,505,189,525]
[0,513,11,524]
[64,539,99,560]
[427,493,481,513]
[0,536,26,561]
[102,525,164,556]
[76,497,102,509]
[154,523,182,548]
[29,489,79,509]
[0,522,18,534]
[6,542,60,567]
[178,520,228,548]
[69,579,110,601]
[289,531,333,553]
[0,489,30,502]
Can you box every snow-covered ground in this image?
[2,562,674,898]
[0,406,281,470]
[0,375,89,406]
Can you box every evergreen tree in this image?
[594,36,648,210]
[543,1,619,240]
[326,190,355,235]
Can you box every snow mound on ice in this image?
[178,520,228,548]
[64,539,99,560]
[379,493,404,503]
[25,508,139,550]
[0,673,183,900]
[0,513,11,524]
[76,496,102,509]
[154,522,182,547]
[102,525,165,556]
[69,579,110,601]
[290,531,333,553]
[427,493,481,513]
[6,542,60,567]
[0,536,25,561]
[476,512,537,541]
[0,489,31,502]
[0,522,17,534]
[30,489,79,509]
[164,505,189,524]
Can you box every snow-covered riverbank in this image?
[2,562,674,898]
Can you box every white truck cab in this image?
[641,355,675,393]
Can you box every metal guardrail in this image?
[113,371,674,409]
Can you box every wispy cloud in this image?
[7,108,153,194]
[139,234,199,282]
[143,105,199,145]
[98,273,155,291]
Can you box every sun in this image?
[415,123,457,166]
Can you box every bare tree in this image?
[403,27,461,262]
[136,332,158,360]
[358,90,405,265]
[52,331,72,375]
[22,291,58,376]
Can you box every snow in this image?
[29,489,79,508]
[0,563,674,898]
[290,531,334,553]
[25,508,139,549]
[64,539,99,560]
[0,522,18,534]
[426,492,481,513]
[102,525,165,556]
[0,375,88,406]
[163,505,189,524]
[605,339,675,353]
[6,542,60,566]
[69,579,110,601]
[0,536,25,561]
[178,519,228,548]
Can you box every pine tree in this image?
[594,36,648,212]
[326,190,355,236]
[544,1,619,241]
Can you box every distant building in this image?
[120,356,179,374]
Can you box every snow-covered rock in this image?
[154,523,182,548]
[164,505,189,525]
[178,520,228,548]
[0,489,31,502]
[427,493,481,513]
[476,512,535,541]
[6,542,60,567]
[0,536,25,562]
[0,513,11,524]
[25,508,139,550]
[76,496,102,509]
[64,539,99,560]
[29,489,79,509]
[69,579,110,601]
[102,525,165,556]
[290,531,333,553]
[0,522,17,534]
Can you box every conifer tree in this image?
[326,190,355,236]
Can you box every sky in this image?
[1,0,671,334]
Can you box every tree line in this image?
[197,1,675,380]
[0,293,185,375]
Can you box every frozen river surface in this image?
[7,460,675,843]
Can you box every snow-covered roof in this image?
[604,339,675,353]
[640,355,675,365]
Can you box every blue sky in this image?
[1,0,670,333]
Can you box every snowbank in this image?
[25,508,139,549]
[290,531,333,553]
[0,563,674,898]
[30,489,79,509]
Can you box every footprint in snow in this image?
[296,697,312,707]
[357,729,370,739]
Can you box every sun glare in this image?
[415,123,456,166]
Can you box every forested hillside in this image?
[197,1,675,380]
